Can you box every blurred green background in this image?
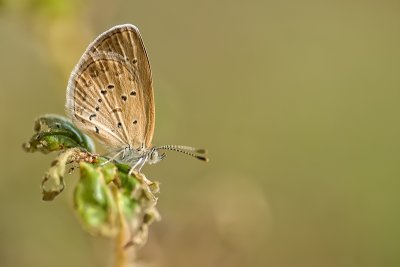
[1,0,400,266]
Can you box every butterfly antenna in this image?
[163,145,207,154]
[158,145,209,162]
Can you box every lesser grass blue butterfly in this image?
[66,24,208,174]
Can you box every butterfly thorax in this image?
[110,145,165,170]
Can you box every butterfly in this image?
[65,24,207,173]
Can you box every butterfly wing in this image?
[66,24,155,150]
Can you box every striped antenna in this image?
[160,145,207,154]
[158,145,209,162]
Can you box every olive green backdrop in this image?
[1,0,400,266]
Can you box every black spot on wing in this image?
[112,108,122,113]
[90,70,99,78]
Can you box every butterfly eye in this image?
[150,150,158,160]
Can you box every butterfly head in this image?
[146,147,166,165]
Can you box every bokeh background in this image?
[1,0,400,266]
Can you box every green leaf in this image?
[23,114,95,153]
[74,162,118,237]
[118,171,139,195]
[119,193,138,219]
[99,162,118,184]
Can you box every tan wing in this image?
[66,24,155,149]
[67,52,148,150]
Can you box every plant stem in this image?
[115,225,129,267]
[115,190,132,267]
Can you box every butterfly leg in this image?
[101,148,124,166]
[128,157,144,176]
[121,146,130,160]
[137,154,149,172]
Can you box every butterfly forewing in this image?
[87,24,155,148]
[66,24,155,151]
